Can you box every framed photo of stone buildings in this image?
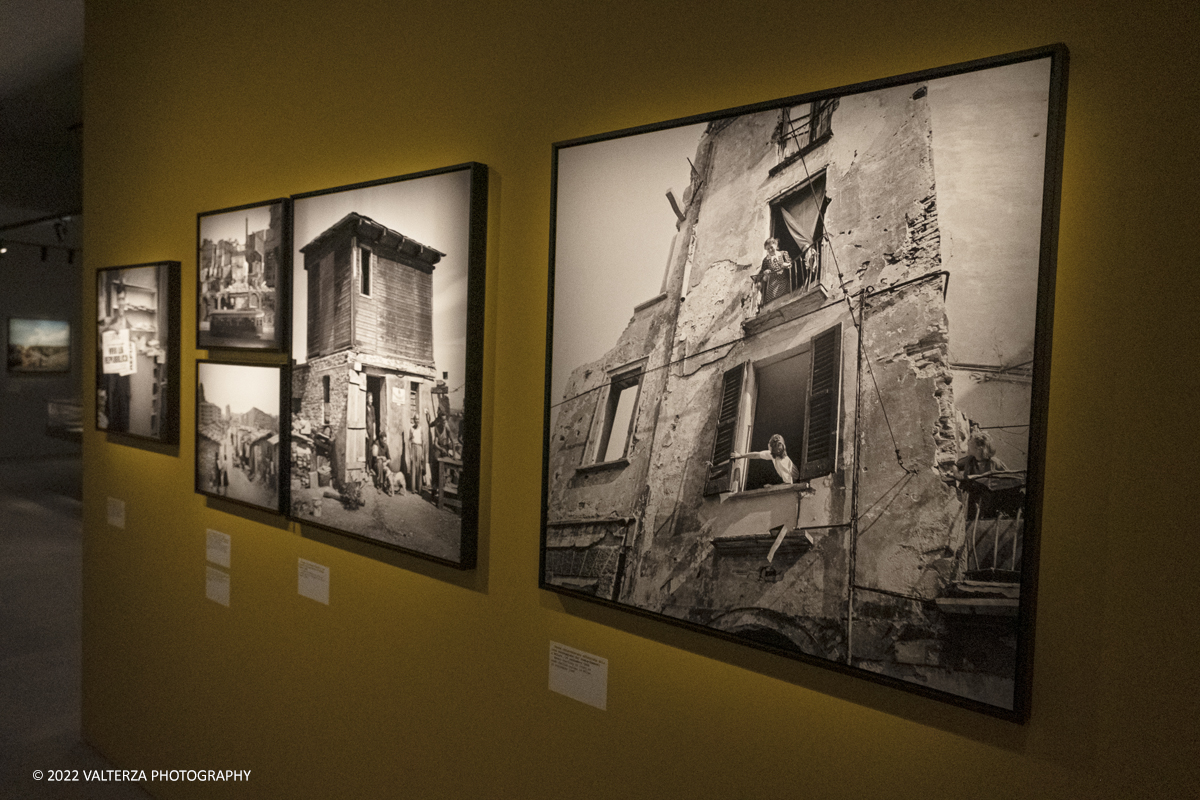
[540,45,1068,719]
[195,360,288,513]
[287,163,487,568]
[197,198,291,351]
[96,261,180,444]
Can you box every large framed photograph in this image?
[288,163,487,568]
[541,46,1067,719]
[7,318,70,373]
[197,198,290,351]
[96,261,180,444]
[195,360,287,514]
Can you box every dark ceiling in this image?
[0,0,83,223]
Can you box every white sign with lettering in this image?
[206,566,230,607]
[298,558,330,605]
[100,328,137,376]
[206,529,231,568]
[549,642,608,710]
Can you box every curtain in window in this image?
[775,177,826,251]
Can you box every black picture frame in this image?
[7,318,70,373]
[540,45,1068,720]
[96,261,181,444]
[197,198,291,351]
[195,359,289,514]
[286,162,487,569]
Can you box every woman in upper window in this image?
[754,238,793,304]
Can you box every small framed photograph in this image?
[7,318,70,373]
[96,261,180,443]
[195,360,288,514]
[287,162,487,568]
[197,199,291,351]
[541,45,1068,719]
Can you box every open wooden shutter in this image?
[704,362,745,496]
[802,325,841,479]
[346,371,367,466]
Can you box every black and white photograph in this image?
[197,199,289,350]
[541,47,1066,717]
[7,318,70,373]
[288,164,486,568]
[96,261,180,443]
[195,360,286,513]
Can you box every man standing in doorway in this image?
[407,415,425,497]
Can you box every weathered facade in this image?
[294,213,441,487]
[546,84,1025,707]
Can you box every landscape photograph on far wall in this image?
[7,318,70,373]
[541,47,1066,717]
[195,360,285,513]
[288,164,486,567]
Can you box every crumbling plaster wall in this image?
[855,272,962,600]
[687,113,778,288]
[545,295,673,522]
[628,297,856,613]
[822,84,941,295]
[629,82,968,629]
[556,83,966,660]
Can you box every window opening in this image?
[745,351,810,491]
[595,367,643,464]
[778,99,835,161]
[704,324,842,495]
[359,246,371,296]
[765,174,829,302]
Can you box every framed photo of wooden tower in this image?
[287,163,487,568]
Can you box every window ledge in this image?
[575,457,630,475]
[744,285,831,336]
[723,481,812,501]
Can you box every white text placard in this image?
[206,566,230,607]
[549,642,608,710]
[106,497,125,529]
[298,558,330,605]
[206,529,231,568]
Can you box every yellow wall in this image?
[81,1,1199,797]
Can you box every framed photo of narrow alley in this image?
[197,198,291,352]
[195,360,289,514]
[286,163,487,569]
[540,45,1068,719]
[95,261,181,445]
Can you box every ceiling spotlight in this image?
[0,240,7,254]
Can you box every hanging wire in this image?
[551,142,946,481]
[549,294,845,410]
[796,150,918,475]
